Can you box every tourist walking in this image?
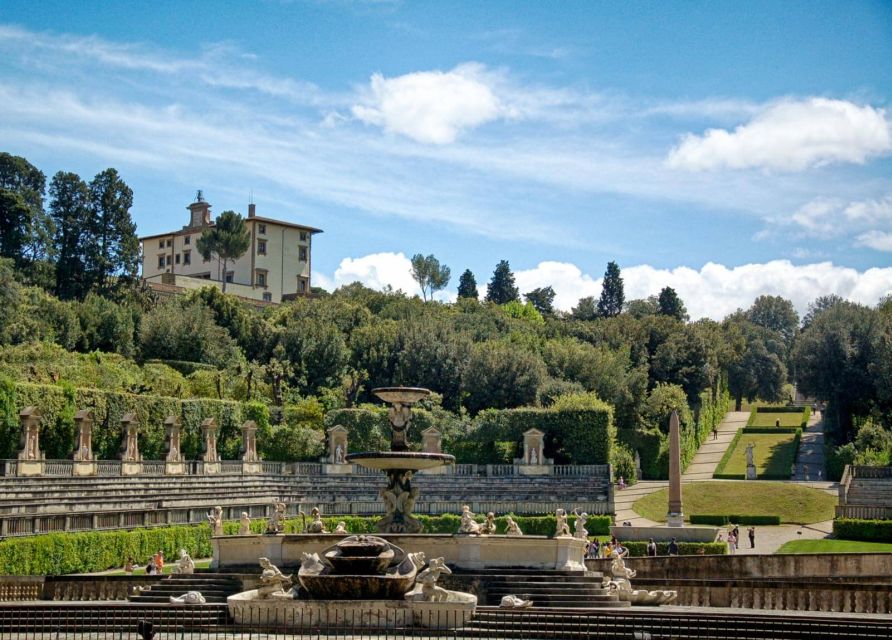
[712,425,718,440]
[646,538,657,557]
[618,476,626,490]
[154,550,165,573]
[728,533,737,554]
[748,527,755,549]
[146,557,157,575]
[667,538,679,556]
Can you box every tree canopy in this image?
[597,261,624,318]
[485,260,519,305]
[196,210,251,292]
[457,269,479,299]
[410,253,451,301]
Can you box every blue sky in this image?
[2,0,891,318]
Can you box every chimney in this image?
[248,203,256,218]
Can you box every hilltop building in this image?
[139,192,321,304]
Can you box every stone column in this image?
[241,420,261,474]
[323,425,351,474]
[72,409,97,476]
[16,407,44,476]
[164,415,185,475]
[667,410,684,526]
[201,417,220,474]
[518,428,548,475]
[120,413,142,476]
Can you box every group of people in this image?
[124,550,165,575]
[586,535,628,559]
[717,525,755,553]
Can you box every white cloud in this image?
[790,197,845,236]
[855,231,892,252]
[320,251,458,301]
[844,194,892,225]
[667,98,892,172]
[351,63,505,144]
[514,260,892,320]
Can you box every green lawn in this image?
[107,558,211,576]
[749,412,805,428]
[776,539,892,554]
[633,482,836,524]
[720,432,799,477]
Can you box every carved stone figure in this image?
[405,557,477,605]
[18,407,42,461]
[479,512,497,535]
[241,420,259,463]
[458,505,481,534]
[554,508,571,538]
[208,506,224,536]
[573,509,589,540]
[174,549,195,574]
[505,516,523,536]
[335,443,344,464]
[334,521,348,534]
[239,512,251,535]
[169,591,205,604]
[257,557,293,599]
[120,414,140,462]
[266,502,286,534]
[530,448,538,465]
[299,552,326,575]
[746,442,755,467]
[606,549,677,605]
[500,595,533,608]
[73,410,93,461]
[377,470,422,534]
[165,416,183,462]
[305,507,327,534]
[387,403,412,451]
[201,418,219,463]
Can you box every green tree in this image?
[725,319,786,410]
[597,261,624,318]
[49,172,92,300]
[802,294,845,330]
[76,293,136,357]
[457,269,479,299]
[571,296,598,321]
[190,287,270,361]
[462,341,546,414]
[485,260,519,305]
[747,295,799,352]
[409,253,451,301]
[625,296,659,318]
[86,169,139,296]
[524,286,556,316]
[196,210,251,293]
[657,286,688,321]
[0,153,53,267]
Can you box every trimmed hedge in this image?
[743,426,801,434]
[833,518,892,543]
[616,541,728,556]
[0,525,213,575]
[690,514,781,526]
[754,406,805,413]
[748,407,810,430]
[713,429,800,480]
[712,428,744,478]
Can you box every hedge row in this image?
[743,426,802,434]
[754,406,806,413]
[712,428,744,478]
[617,541,728,556]
[748,407,810,429]
[833,518,892,543]
[0,525,213,575]
[690,514,781,526]
[0,380,246,460]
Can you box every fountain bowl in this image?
[372,387,431,405]
[346,451,455,471]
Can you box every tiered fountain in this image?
[347,387,455,534]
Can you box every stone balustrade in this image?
[0,576,160,602]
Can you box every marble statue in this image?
[500,595,533,608]
[378,470,422,534]
[505,516,523,536]
[573,509,589,540]
[169,591,206,604]
[458,505,481,534]
[305,507,327,534]
[554,508,571,538]
[174,549,195,575]
[479,512,497,535]
[529,447,538,465]
[387,403,412,451]
[266,502,286,534]
[746,442,755,467]
[299,552,326,575]
[606,549,676,605]
[335,443,344,464]
[208,506,224,536]
[239,512,251,535]
[405,557,476,605]
[334,521,348,534]
[257,557,294,599]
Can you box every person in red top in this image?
[153,550,164,573]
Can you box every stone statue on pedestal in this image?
[505,516,523,536]
[458,505,481,534]
[208,506,224,536]
[239,512,252,535]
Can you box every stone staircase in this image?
[452,569,628,608]
[128,572,243,604]
[793,413,825,481]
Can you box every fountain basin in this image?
[372,387,431,405]
[346,452,455,471]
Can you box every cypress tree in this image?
[457,269,479,299]
[597,261,624,317]
[485,260,519,304]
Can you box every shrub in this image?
[833,518,892,543]
[617,541,728,556]
[690,514,781,526]
[611,442,638,485]
[712,428,744,479]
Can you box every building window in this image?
[184,236,191,245]
[263,292,272,302]
[175,254,181,264]
[259,224,266,234]
[299,246,307,262]
[158,240,164,249]
[256,271,267,287]
[166,255,172,266]
[298,277,307,293]
[183,251,191,266]
[300,231,307,242]
[225,272,234,283]
[157,255,165,269]
[166,239,172,248]
[258,239,267,255]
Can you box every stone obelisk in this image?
[667,410,684,527]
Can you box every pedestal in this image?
[517,464,550,476]
[667,513,685,527]
[201,462,221,475]
[746,465,757,480]
[72,461,97,476]
[17,460,44,477]
[121,461,142,476]
[378,469,422,534]
[165,461,186,475]
[322,463,353,475]
[243,462,262,474]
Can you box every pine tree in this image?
[597,261,624,317]
[49,172,92,300]
[86,168,138,296]
[196,210,251,293]
[0,152,52,265]
[485,260,519,304]
[657,286,688,321]
[457,269,479,299]
[524,286,556,316]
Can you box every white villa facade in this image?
[139,194,322,304]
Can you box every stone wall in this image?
[0,576,159,602]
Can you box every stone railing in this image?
[292,462,322,475]
[0,576,161,602]
[850,465,892,479]
[553,464,611,477]
[836,504,892,519]
[304,498,611,517]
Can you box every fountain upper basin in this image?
[346,451,455,471]
[372,387,431,405]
